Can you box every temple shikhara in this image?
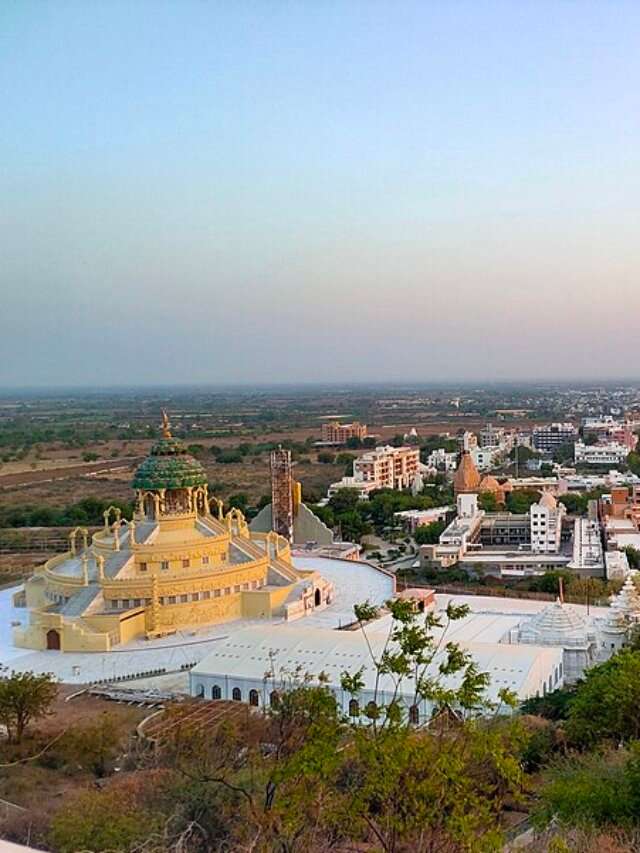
[15,413,333,652]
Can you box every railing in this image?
[101,557,268,590]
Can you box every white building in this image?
[394,506,451,533]
[327,476,378,500]
[568,518,605,577]
[190,603,566,717]
[425,447,458,472]
[471,446,500,472]
[439,493,484,549]
[574,441,629,466]
[459,431,478,452]
[529,493,565,554]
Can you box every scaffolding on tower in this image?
[270,447,294,543]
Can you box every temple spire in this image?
[161,409,172,439]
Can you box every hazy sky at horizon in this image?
[2,1,639,388]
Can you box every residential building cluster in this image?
[328,444,421,499]
[320,420,368,445]
[419,451,626,581]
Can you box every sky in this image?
[1,1,639,388]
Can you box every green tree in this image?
[336,598,521,851]
[0,670,57,743]
[624,546,640,570]
[478,491,498,512]
[59,713,121,777]
[309,504,335,529]
[328,488,361,514]
[628,451,640,477]
[336,452,356,475]
[414,520,446,545]
[506,489,541,514]
[530,570,573,596]
[520,684,576,721]
[336,509,371,542]
[533,751,632,830]
[553,442,576,464]
[565,651,640,747]
[49,784,163,853]
[216,450,243,464]
[317,451,336,464]
[509,445,538,464]
[559,493,588,515]
[227,493,249,514]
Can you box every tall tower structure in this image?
[270,447,294,542]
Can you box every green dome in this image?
[132,436,208,490]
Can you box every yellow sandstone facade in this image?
[15,414,333,653]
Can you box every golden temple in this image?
[15,414,333,652]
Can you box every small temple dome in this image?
[132,413,207,490]
[538,492,557,510]
[453,451,481,495]
[519,600,590,648]
[479,475,500,493]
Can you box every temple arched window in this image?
[232,687,242,702]
[144,494,155,520]
[211,685,222,700]
[348,698,359,717]
[249,689,259,707]
[408,705,420,725]
[270,690,281,708]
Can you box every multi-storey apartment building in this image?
[530,493,565,554]
[328,445,421,499]
[574,441,629,466]
[479,424,504,448]
[320,420,368,445]
[532,422,578,452]
[353,445,420,490]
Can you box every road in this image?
[0,457,143,490]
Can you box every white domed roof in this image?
[519,600,589,648]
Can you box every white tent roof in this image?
[191,623,563,703]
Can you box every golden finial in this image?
[161,409,172,438]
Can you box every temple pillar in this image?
[81,554,89,586]
[148,575,160,634]
[112,522,120,552]
[96,555,105,581]
[128,519,136,547]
